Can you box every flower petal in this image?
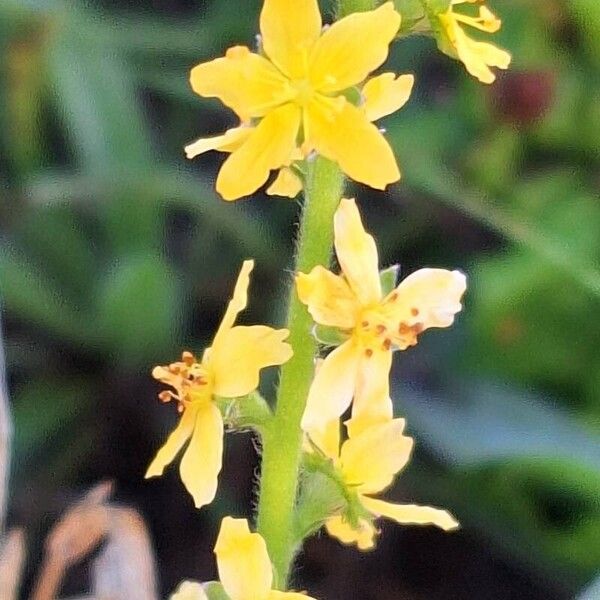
[301,340,361,432]
[260,0,322,80]
[211,325,293,398]
[296,265,360,329]
[269,592,317,600]
[213,260,254,345]
[145,404,197,479]
[384,268,466,344]
[325,516,376,550]
[184,127,253,159]
[190,46,291,121]
[340,418,413,495]
[170,581,208,600]
[305,97,400,190]
[305,414,340,461]
[333,198,381,305]
[362,73,414,122]
[217,103,301,200]
[345,349,393,438]
[215,517,273,600]
[360,496,460,531]
[179,403,224,508]
[266,167,303,198]
[309,2,401,93]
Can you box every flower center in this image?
[291,78,316,106]
[355,301,425,356]
[154,351,214,412]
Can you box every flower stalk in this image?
[256,156,344,588]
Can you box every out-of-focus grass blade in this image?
[25,170,284,269]
[0,245,88,344]
[389,113,600,299]
[396,379,600,472]
[45,8,151,175]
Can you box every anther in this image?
[365,348,373,358]
[376,324,386,334]
[411,307,419,317]
[388,292,398,302]
[398,322,410,335]
[382,339,391,351]
[361,320,369,328]
[182,351,194,366]
[158,391,172,403]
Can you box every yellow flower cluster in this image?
[184,0,414,200]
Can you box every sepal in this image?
[203,582,231,600]
[379,263,401,295]
[215,391,273,434]
[313,324,350,347]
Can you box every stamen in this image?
[365,348,373,358]
[382,339,391,351]
[411,307,419,317]
[398,322,410,335]
[361,320,369,328]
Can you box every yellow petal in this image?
[215,517,273,600]
[345,349,393,438]
[439,13,510,84]
[269,592,317,600]
[184,127,253,159]
[325,516,376,550]
[360,496,460,531]
[305,97,400,191]
[211,325,293,398]
[305,416,340,461]
[340,418,413,495]
[170,581,208,600]
[362,73,414,122]
[179,404,224,509]
[308,2,401,93]
[190,46,291,121]
[301,340,361,432]
[385,269,466,342]
[266,167,303,198]
[213,260,254,345]
[295,265,360,329]
[260,0,322,80]
[333,198,381,305]
[217,103,302,200]
[145,404,197,479]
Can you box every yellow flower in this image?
[145,261,292,508]
[170,581,207,600]
[214,517,315,600]
[308,416,459,550]
[185,0,412,200]
[436,0,511,84]
[296,198,466,432]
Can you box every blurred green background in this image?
[1,0,599,597]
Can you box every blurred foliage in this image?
[0,0,599,597]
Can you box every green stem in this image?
[256,157,344,588]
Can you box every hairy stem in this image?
[256,157,344,587]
